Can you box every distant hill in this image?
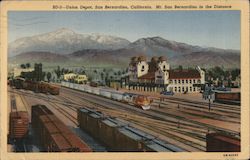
[8,28,240,69]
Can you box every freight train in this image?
[77,107,184,152]
[213,91,240,105]
[61,81,152,110]
[8,95,29,141]
[32,104,92,152]
[10,77,60,95]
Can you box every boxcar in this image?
[9,111,29,140]
[91,87,100,95]
[9,95,29,140]
[214,92,240,105]
[110,90,124,101]
[48,85,60,95]
[12,77,25,89]
[77,107,184,152]
[100,88,112,98]
[32,105,91,152]
[38,82,49,93]
[206,132,240,152]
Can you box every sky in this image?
[8,11,240,50]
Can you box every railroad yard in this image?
[7,82,241,152]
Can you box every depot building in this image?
[123,56,205,93]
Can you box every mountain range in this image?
[8,28,240,69]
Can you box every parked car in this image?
[160,91,174,96]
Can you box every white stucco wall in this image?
[158,61,170,72]
[137,61,149,77]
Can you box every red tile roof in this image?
[138,72,155,80]
[169,70,201,79]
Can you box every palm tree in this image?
[117,70,121,77]
[25,63,31,68]
[100,72,104,82]
[54,66,61,82]
[47,72,52,83]
[20,64,26,69]
[94,69,97,81]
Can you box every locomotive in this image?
[62,81,152,110]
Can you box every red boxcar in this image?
[31,104,91,152]
[214,92,240,105]
[9,111,29,139]
[206,133,240,152]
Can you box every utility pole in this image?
[208,88,212,111]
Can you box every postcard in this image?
[0,0,249,160]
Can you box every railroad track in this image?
[58,89,217,151]
[12,89,78,127]
[59,92,207,134]
[47,100,78,126]
[61,87,240,136]
[154,98,240,117]
[8,93,29,152]
[10,87,240,152]
[14,139,28,152]
[58,92,205,151]
[151,103,240,124]
[12,88,240,137]
[158,96,240,112]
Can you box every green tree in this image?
[125,68,129,73]
[94,69,98,81]
[47,72,52,83]
[212,66,224,80]
[231,68,240,81]
[25,63,31,68]
[54,66,61,81]
[41,72,46,81]
[100,72,104,81]
[178,65,183,70]
[20,64,26,69]
[117,70,121,76]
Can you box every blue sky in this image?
[8,11,240,50]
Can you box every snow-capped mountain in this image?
[8,28,240,69]
[8,28,131,57]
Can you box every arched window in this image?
[141,65,145,72]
